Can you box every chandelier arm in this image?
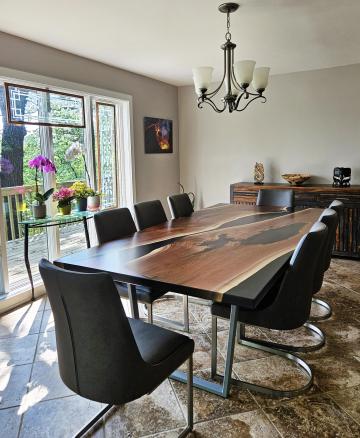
[230,50,244,92]
[235,94,267,112]
[199,97,227,113]
[204,49,227,99]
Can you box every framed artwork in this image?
[144,117,173,153]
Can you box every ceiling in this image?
[1,0,360,86]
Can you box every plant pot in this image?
[75,197,88,212]
[32,204,47,219]
[58,205,72,215]
[87,195,100,210]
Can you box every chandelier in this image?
[192,3,270,113]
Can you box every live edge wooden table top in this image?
[55,204,323,309]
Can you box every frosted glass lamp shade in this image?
[252,67,270,91]
[234,60,256,86]
[192,67,213,92]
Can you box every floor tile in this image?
[264,393,360,438]
[232,355,309,392]
[27,360,74,402]
[39,310,54,333]
[19,395,102,438]
[0,363,32,409]
[103,379,185,437]
[327,385,360,424]
[0,303,43,339]
[171,368,257,423]
[308,354,360,392]
[0,406,22,438]
[0,333,38,367]
[35,331,57,366]
[217,328,272,363]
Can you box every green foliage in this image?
[22,104,86,187]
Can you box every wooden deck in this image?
[6,222,87,292]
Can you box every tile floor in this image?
[0,258,359,437]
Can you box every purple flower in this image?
[28,155,56,173]
[0,158,14,175]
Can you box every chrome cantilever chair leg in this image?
[73,404,113,438]
[211,317,313,398]
[239,321,326,353]
[309,297,332,321]
[178,354,194,438]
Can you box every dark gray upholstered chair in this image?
[94,208,166,323]
[134,200,190,332]
[210,222,328,397]
[168,193,194,219]
[256,189,295,211]
[310,200,344,321]
[94,207,137,244]
[238,209,338,354]
[39,259,194,438]
[134,200,167,231]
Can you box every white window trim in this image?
[0,67,136,313]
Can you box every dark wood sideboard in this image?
[230,182,360,259]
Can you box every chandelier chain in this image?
[225,11,231,41]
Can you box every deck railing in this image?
[1,180,81,241]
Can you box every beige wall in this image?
[179,64,360,208]
[0,31,179,214]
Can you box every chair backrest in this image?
[167,193,194,219]
[256,189,295,210]
[319,208,338,272]
[94,208,137,244]
[39,259,146,404]
[329,199,344,215]
[266,221,328,329]
[134,200,167,230]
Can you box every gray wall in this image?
[179,64,360,208]
[0,31,179,214]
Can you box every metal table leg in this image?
[83,217,90,248]
[128,284,139,319]
[24,224,35,301]
[171,304,239,398]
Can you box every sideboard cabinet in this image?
[230,182,360,259]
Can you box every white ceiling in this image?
[1,0,360,86]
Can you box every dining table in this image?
[54,203,323,398]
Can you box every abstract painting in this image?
[144,117,173,153]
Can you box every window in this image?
[0,76,134,296]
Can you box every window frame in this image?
[0,68,135,300]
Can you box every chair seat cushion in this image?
[129,318,194,365]
[115,282,166,304]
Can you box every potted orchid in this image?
[28,155,57,219]
[53,187,75,215]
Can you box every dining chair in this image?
[210,221,328,397]
[256,188,295,211]
[134,200,167,230]
[244,208,337,355]
[310,200,344,320]
[39,259,194,438]
[134,200,190,332]
[94,208,167,322]
[168,193,194,219]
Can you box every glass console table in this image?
[19,211,94,300]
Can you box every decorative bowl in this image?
[281,173,311,185]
